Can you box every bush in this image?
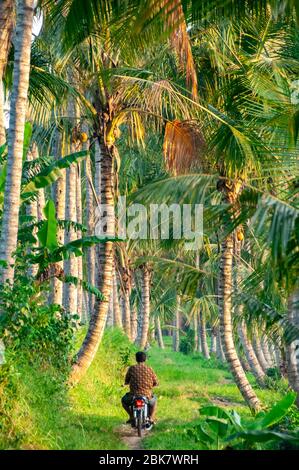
[276,404,299,449]
[180,329,195,355]
[0,269,76,368]
[187,393,299,450]
[266,367,281,380]
[0,265,76,449]
[263,368,289,394]
[0,357,68,449]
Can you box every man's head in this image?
[136,351,147,363]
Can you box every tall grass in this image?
[0,328,135,449]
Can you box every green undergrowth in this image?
[0,328,135,449]
[0,329,289,450]
[142,340,286,450]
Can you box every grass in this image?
[0,328,133,450]
[142,339,284,450]
[0,329,287,450]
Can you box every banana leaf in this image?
[21,150,88,197]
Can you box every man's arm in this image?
[124,366,131,385]
[151,368,159,387]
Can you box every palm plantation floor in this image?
[30,331,283,450]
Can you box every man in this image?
[122,351,158,425]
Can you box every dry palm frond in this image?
[137,0,198,100]
[163,120,206,175]
[169,0,198,101]
[164,0,198,101]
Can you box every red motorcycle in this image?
[131,396,153,437]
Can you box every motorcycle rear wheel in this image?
[137,415,142,437]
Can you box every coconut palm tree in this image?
[82,127,96,316]
[76,160,83,319]
[218,188,261,410]
[0,0,35,283]
[155,316,165,349]
[0,0,14,147]
[118,248,133,339]
[64,101,79,316]
[199,309,210,359]
[138,263,152,349]
[51,127,66,305]
[112,265,122,328]
[172,294,181,352]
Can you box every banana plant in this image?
[21,150,88,202]
[26,199,117,301]
[188,392,299,450]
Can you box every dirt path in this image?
[211,397,242,408]
[116,424,149,450]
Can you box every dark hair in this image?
[136,351,147,363]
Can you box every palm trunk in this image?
[52,133,65,305]
[76,161,83,321]
[286,291,299,406]
[261,336,273,368]
[64,98,80,316]
[0,0,34,283]
[216,270,225,361]
[193,313,198,352]
[84,142,95,317]
[135,287,143,346]
[216,326,225,362]
[121,266,132,339]
[150,318,156,343]
[234,238,266,385]
[219,230,261,411]
[82,290,89,324]
[106,288,114,327]
[173,295,180,352]
[122,291,131,339]
[240,355,251,372]
[93,139,101,285]
[64,153,78,315]
[200,310,210,359]
[136,313,142,345]
[30,143,46,222]
[37,189,46,221]
[210,327,217,355]
[238,321,266,386]
[70,141,115,383]
[269,342,276,366]
[139,264,151,350]
[113,267,122,328]
[94,139,101,198]
[0,84,6,147]
[0,0,14,146]
[156,316,164,349]
[197,315,202,353]
[274,344,282,370]
[25,150,38,277]
[253,333,269,373]
[131,304,138,342]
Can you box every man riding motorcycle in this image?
[121,351,158,426]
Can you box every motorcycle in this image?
[131,395,153,437]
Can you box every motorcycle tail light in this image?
[135,399,144,408]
